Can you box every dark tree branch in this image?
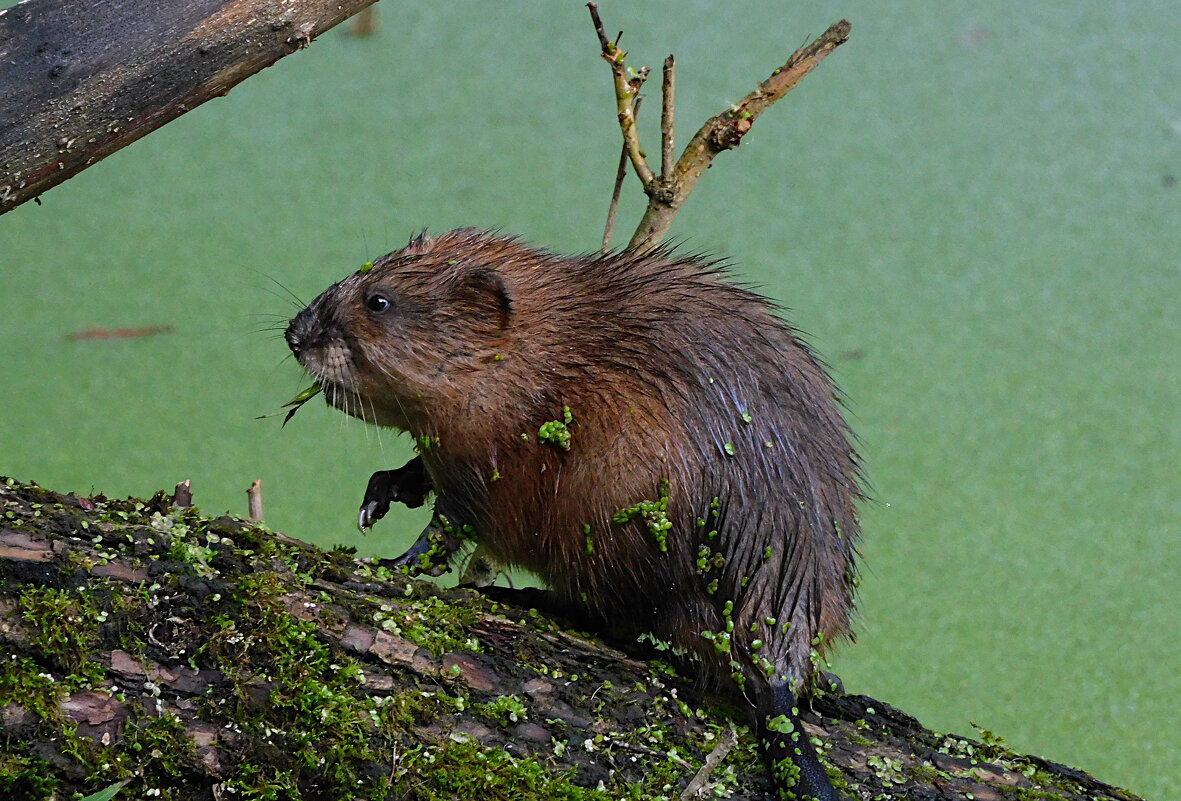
[0,0,381,216]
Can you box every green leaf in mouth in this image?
[258,381,323,426]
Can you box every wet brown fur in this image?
[288,228,863,699]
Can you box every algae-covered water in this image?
[1,2,1177,797]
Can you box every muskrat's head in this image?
[284,230,515,431]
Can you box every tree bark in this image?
[0,0,380,216]
[0,477,1144,801]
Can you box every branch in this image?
[246,479,264,522]
[0,0,381,216]
[653,20,851,234]
[660,54,675,185]
[586,3,655,188]
[602,94,643,253]
[0,477,1147,801]
[585,7,851,252]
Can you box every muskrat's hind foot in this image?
[817,670,845,695]
[376,522,456,577]
[359,457,433,530]
[759,683,843,801]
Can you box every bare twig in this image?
[586,2,612,51]
[247,479,264,522]
[631,19,850,251]
[603,94,644,253]
[661,55,675,184]
[586,6,851,253]
[586,3,656,189]
[173,480,193,509]
[681,724,738,799]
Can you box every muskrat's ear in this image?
[460,268,513,330]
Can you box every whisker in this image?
[260,273,307,308]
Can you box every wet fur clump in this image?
[286,228,864,799]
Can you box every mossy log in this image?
[0,478,1143,801]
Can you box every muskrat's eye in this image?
[366,294,391,314]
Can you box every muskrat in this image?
[285,228,862,800]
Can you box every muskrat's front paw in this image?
[359,460,433,531]
[377,524,455,577]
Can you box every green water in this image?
[2,2,1177,797]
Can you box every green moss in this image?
[221,763,303,800]
[376,688,465,731]
[476,694,528,728]
[0,750,58,801]
[393,737,611,801]
[90,708,200,788]
[619,755,693,800]
[0,655,66,724]
[193,572,392,798]
[17,587,107,688]
[906,762,944,784]
[969,719,1006,747]
[166,538,216,577]
[824,764,856,798]
[375,594,481,655]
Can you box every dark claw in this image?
[357,485,390,531]
[358,458,432,531]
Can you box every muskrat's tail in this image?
[756,682,842,800]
